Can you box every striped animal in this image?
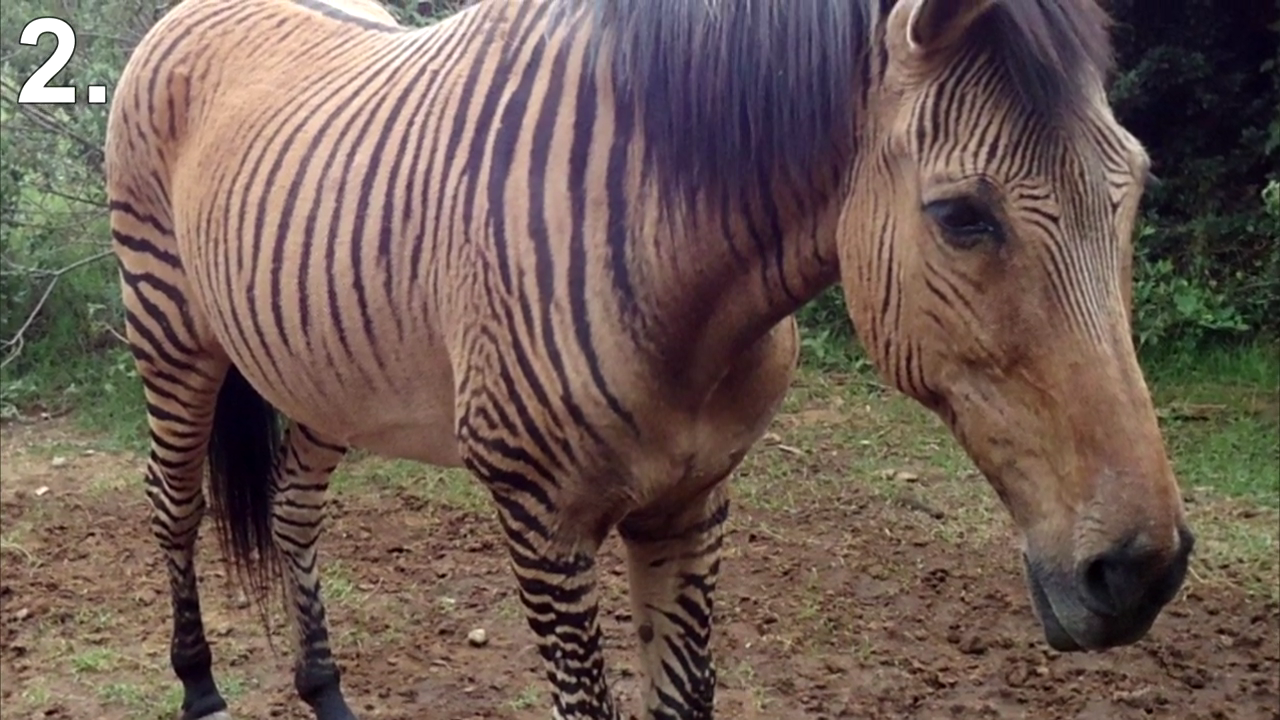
[105,0,1195,718]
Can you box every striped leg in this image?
[508,532,618,719]
[479,474,619,719]
[618,487,729,720]
[132,347,232,718]
[268,423,352,720]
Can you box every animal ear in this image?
[904,0,997,54]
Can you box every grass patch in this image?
[792,335,1278,507]
[332,453,488,511]
[0,532,41,567]
[722,661,771,712]
[737,369,1005,550]
[3,276,1274,605]
[507,684,541,710]
[322,560,365,606]
[1145,341,1279,507]
[2,212,150,451]
[19,684,52,706]
[1188,507,1280,601]
[69,646,120,674]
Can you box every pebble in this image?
[466,628,488,647]
[50,456,68,468]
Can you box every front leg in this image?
[476,465,620,720]
[618,486,729,720]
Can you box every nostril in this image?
[1079,531,1194,622]
[1080,554,1122,617]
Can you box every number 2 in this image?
[18,18,77,105]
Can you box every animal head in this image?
[838,0,1192,651]
[558,0,1192,652]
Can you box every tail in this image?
[207,363,283,600]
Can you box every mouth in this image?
[1022,553,1164,652]
[1023,555,1083,652]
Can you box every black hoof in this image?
[180,685,228,720]
[309,684,357,720]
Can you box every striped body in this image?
[110,1,797,718]
[106,0,1193,718]
[112,0,795,478]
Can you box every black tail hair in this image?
[207,363,282,600]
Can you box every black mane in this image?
[976,0,1114,122]
[549,0,1114,208]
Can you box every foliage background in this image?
[0,0,1276,417]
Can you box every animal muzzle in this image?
[1023,524,1194,651]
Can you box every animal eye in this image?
[923,198,999,248]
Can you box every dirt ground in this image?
[1,388,1278,720]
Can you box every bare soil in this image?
[1,406,1277,720]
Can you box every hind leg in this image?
[268,423,352,720]
[128,314,233,718]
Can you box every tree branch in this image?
[0,78,106,171]
[1,250,115,370]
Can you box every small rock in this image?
[51,456,68,468]
[466,628,488,647]
[958,634,988,655]
[13,607,30,621]
[34,486,50,497]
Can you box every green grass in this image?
[331,454,488,511]
[1145,341,1279,507]
[2,216,149,452]
[4,273,1273,513]
[3,196,1270,510]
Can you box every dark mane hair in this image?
[548,0,1114,209]
[975,0,1114,123]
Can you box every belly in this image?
[194,277,463,466]
[244,341,463,466]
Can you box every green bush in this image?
[1108,0,1280,350]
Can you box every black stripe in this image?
[407,9,483,295]
[139,4,248,143]
[373,31,451,341]
[109,201,174,237]
[313,45,424,382]
[463,0,546,293]
[260,38,376,357]
[525,29,606,456]
[338,37,431,375]
[568,48,639,435]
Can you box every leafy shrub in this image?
[1107,0,1279,350]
